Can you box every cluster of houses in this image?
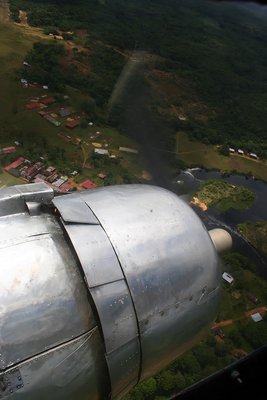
[3,157,98,193]
[25,95,83,129]
[229,147,258,160]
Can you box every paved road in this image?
[0,0,9,22]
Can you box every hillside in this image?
[8,0,267,160]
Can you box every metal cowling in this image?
[0,183,223,400]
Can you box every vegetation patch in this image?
[194,180,255,211]
[238,221,267,258]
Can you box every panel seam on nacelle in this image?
[85,203,143,387]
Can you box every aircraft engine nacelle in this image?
[0,183,231,399]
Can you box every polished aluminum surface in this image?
[0,183,53,217]
[58,221,141,397]
[106,338,140,398]
[90,280,138,353]
[0,328,110,400]
[0,212,95,370]
[78,185,221,380]
[0,182,224,400]
[53,195,99,224]
[63,224,124,288]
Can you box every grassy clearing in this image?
[177,133,267,181]
[0,170,23,187]
[194,179,255,211]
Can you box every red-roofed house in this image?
[81,180,97,189]
[40,97,56,105]
[66,120,80,129]
[3,147,16,154]
[26,103,42,110]
[4,157,25,171]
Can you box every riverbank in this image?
[177,133,267,183]
[193,179,255,212]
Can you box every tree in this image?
[193,344,217,368]
[219,144,230,157]
[157,371,177,392]
[130,377,157,400]
[175,371,186,391]
[80,119,88,129]
[172,352,201,376]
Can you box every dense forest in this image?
[9,0,267,158]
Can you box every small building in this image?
[44,114,61,127]
[237,149,244,155]
[94,149,109,156]
[20,78,28,88]
[4,157,25,171]
[66,120,80,129]
[213,328,225,339]
[229,148,235,153]
[40,97,56,105]
[43,166,56,177]
[43,85,49,90]
[119,146,139,155]
[26,103,42,110]
[249,153,258,159]
[251,313,263,323]
[81,180,97,189]
[222,272,234,284]
[97,173,107,180]
[3,147,16,154]
[14,141,21,146]
[47,173,58,183]
[34,174,46,182]
[59,108,72,117]
[53,177,67,188]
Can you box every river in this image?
[175,168,267,279]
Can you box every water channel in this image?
[175,168,267,279]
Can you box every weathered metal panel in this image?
[0,329,110,400]
[77,185,221,379]
[90,280,138,353]
[0,213,95,370]
[53,196,99,224]
[106,338,140,399]
[64,224,124,288]
[0,183,53,217]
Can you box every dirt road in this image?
[0,0,9,22]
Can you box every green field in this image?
[177,132,267,181]
[0,170,24,187]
